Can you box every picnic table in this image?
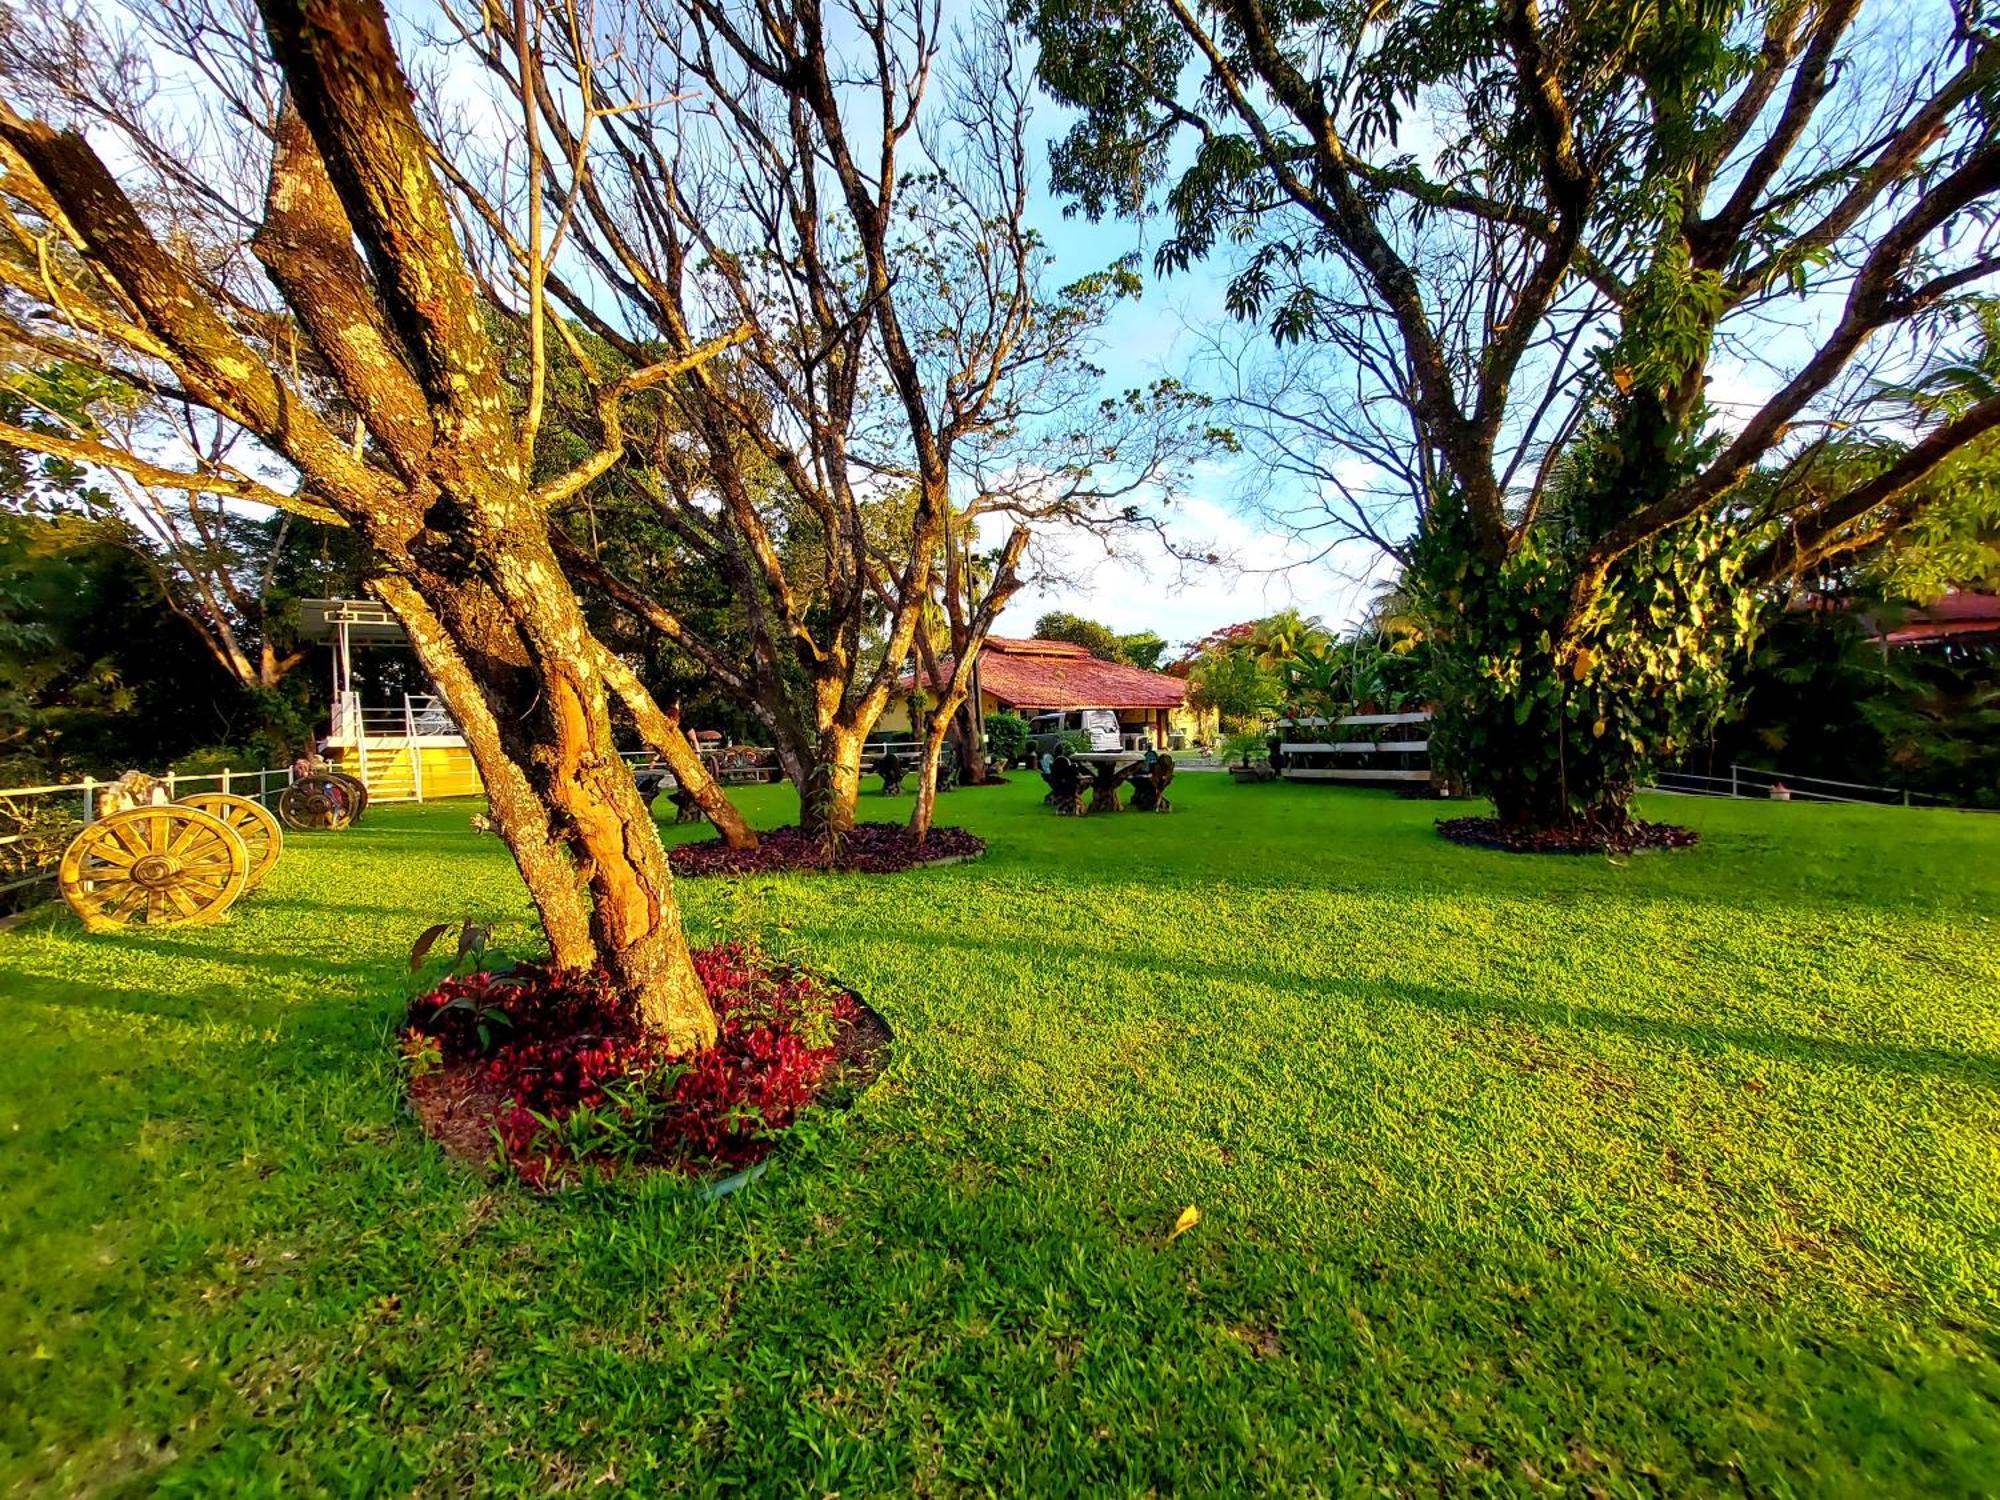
[1051,751,1175,814]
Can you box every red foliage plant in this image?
[403,942,858,1185]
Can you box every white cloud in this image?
[990,493,1397,651]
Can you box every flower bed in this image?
[669,822,986,877]
[401,942,888,1186]
[1436,815,1697,855]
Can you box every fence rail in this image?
[1649,764,1954,808]
[0,766,298,902]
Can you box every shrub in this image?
[403,942,859,1184]
[1220,729,1270,767]
[983,712,1029,765]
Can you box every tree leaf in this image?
[699,1160,769,1203]
[1168,1204,1201,1242]
[408,923,451,972]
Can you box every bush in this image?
[0,795,80,915]
[1220,729,1270,767]
[983,712,1029,765]
[403,941,860,1184]
[168,745,259,780]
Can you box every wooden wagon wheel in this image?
[279,773,357,831]
[178,792,284,889]
[326,770,369,822]
[58,806,250,933]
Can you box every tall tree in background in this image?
[1023,0,2000,835]
[0,0,742,1045]
[438,0,1202,837]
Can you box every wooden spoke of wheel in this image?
[178,792,283,890]
[57,806,250,933]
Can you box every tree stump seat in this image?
[1128,755,1176,813]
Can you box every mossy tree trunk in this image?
[0,0,726,1048]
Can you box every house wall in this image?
[873,690,1004,736]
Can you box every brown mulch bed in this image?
[669,822,986,877]
[1436,815,1699,855]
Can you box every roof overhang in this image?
[296,597,409,647]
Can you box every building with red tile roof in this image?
[1876,593,2000,648]
[881,637,1217,748]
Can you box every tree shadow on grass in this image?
[892,927,2000,1092]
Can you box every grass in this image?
[3,776,1998,1495]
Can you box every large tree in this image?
[432,0,1200,837]
[0,0,744,1046]
[1022,0,2000,832]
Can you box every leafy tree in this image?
[1030,613,1174,670]
[1021,0,2000,835]
[1185,645,1275,730]
[1698,601,2000,807]
[1117,630,1169,670]
[0,513,257,781]
[1035,611,1127,661]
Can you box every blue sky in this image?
[982,78,1397,650]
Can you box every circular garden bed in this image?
[402,941,890,1188]
[669,822,985,877]
[1436,815,1698,855]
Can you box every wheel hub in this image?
[131,854,178,887]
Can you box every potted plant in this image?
[1222,729,1278,782]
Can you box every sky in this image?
[972,61,1396,651]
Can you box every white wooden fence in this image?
[1278,711,1435,784]
[0,766,297,905]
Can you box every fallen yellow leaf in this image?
[1168,1205,1201,1242]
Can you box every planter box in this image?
[1227,764,1278,783]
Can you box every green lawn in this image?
[3,777,1998,1495]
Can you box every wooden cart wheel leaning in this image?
[278,773,358,831]
[58,806,250,933]
[327,770,369,822]
[177,792,284,889]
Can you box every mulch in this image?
[1436,815,1699,855]
[669,822,986,877]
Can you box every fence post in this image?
[80,775,95,824]
[222,766,232,796]
[164,770,176,801]
[1729,765,1739,799]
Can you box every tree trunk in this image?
[954,697,988,785]
[0,0,722,1050]
[596,649,758,850]
[798,724,866,837]
[910,701,955,841]
[379,557,718,1052]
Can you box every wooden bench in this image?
[870,742,960,795]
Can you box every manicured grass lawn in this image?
[4,777,1998,1494]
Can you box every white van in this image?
[1027,708,1122,756]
